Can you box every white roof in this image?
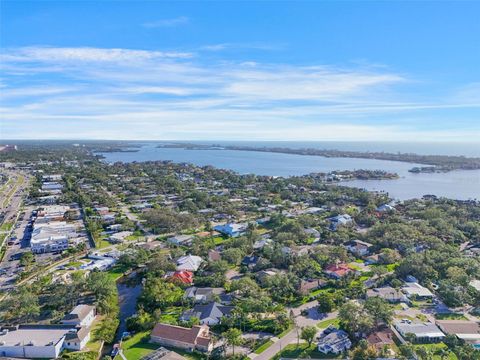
[176,255,203,271]
[402,282,434,297]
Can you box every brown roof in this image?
[436,320,480,335]
[366,328,395,348]
[151,324,210,345]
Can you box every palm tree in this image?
[222,328,243,356]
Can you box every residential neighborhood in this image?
[0,143,480,360]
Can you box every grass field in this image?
[412,343,458,360]
[317,317,340,329]
[121,331,205,360]
[253,340,274,354]
[434,313,467,320]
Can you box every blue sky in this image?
[1,1,479,141]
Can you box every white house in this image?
[0,325,90,359]
[176,255,203,272]
[61,305,96,328]
[63,327,91,351]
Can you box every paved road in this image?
[248,299,338,360]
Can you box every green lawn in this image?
[317,317,340,329]
[254,340,274,354]
[277,325,293,338]
[121,331,205,360]
[122,331,158,360]
[434,313,467,320]
[212,236,225,245]
[412,343,458,360]
[0,222,13,231]
[106,267,126,282]
[272,343,343,359]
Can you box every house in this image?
[366,327,395,351]
[298,279,327,295]
[376,204,395,213]
[213,223,247,237]
[241,255,259,269]
[436,320,480,344]
[304,228,320,239]
[317,328,352,354]
[184,287,226,303]
[60,305,96,328]
[395,321,445,343]
[166,271,194,285]
[324,264,352,279]
[64,326,91,351]
[150,323,213,352]
[208,249,221,262]
[328,214,353,231]
[402,282,434,300]
[366,287,407,303]
[140,347,186,360]
[469,279,480,292]
[0,325,90,358]
[176,255,203,272]
[109,231,133,243]
[253,238,272,250]
[344,240,373,256]
[168,235,194,246]
[180,302,234,325]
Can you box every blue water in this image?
[98,142,480,201]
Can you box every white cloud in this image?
[1,45,479,141]
[1,46,193,64]
[142,16,189,28]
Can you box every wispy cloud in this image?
[1,45,479,141]
[142,16,189,28]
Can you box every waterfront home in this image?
[213,223,247,237]
[166,271,194,285]
[60,304,96,328]
[0,325,90,358]
[184,287,226,303]
[180,302,234,325]
[150,323,213,352]
[344,239,373,256]
[176,255,203,272]
[436,320,480,344]
[394,320,445,343]
[317,328,352,354]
